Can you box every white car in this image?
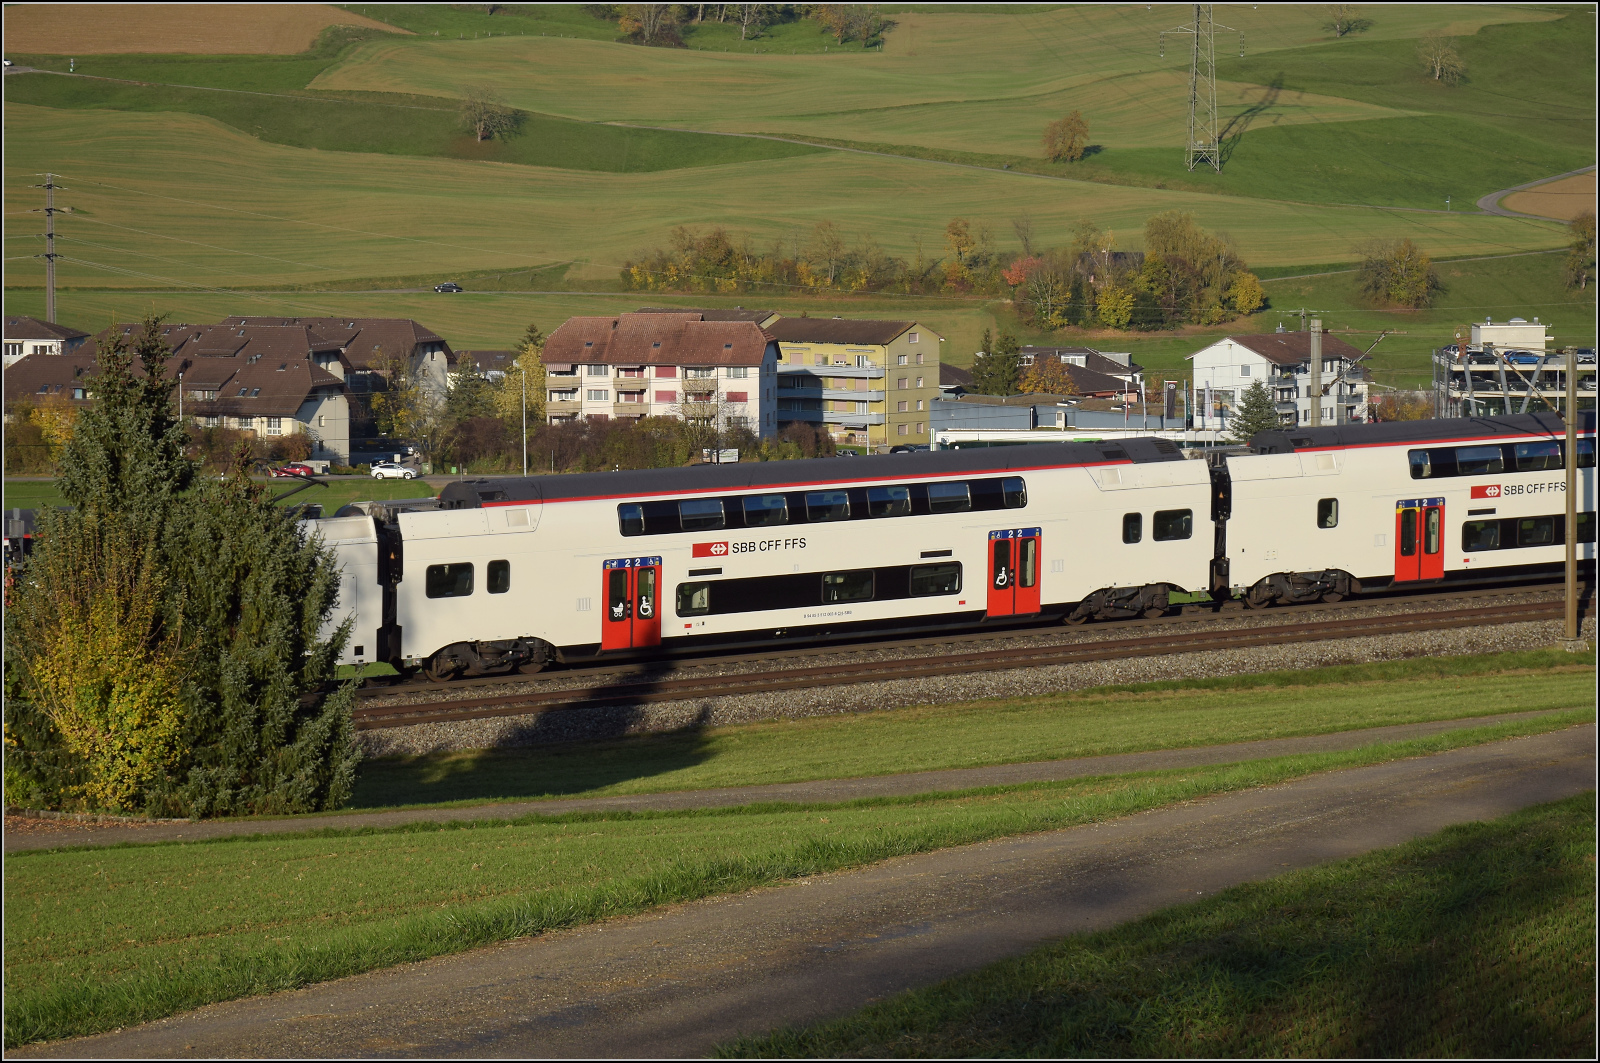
[370,461,416,480]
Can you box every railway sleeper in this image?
[1065,584,1176,624]
[423,638,554,682]
[1244,569,1354,608]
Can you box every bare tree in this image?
[736,3,769,40]
[461,88,518,141]
[1323,5,1372,37]
[622,3,676,44]
[1416,32,1464,84]
[808,221,846,285]
[1011,213,1035,255]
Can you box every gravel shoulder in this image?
[16,726,1593,1059]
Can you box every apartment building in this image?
[4,315,90,368]
[768,318,943,449]
[542,312,778,436]
[1188,328,1371,429]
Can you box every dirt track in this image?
[15,725,1593,1059]
[2,4,402,55]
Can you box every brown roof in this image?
[1020,345,1144,376]
[767,318,924,345]
[544,315,772,368]
[460,349,516,374]
[940,363,973,387]
[1224,332,1366,366]
[3,352,102,406]
[635,307,779,326]
[96,322,354,375]
[214,316,453,370]
[4,315,90,343]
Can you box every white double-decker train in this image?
[309,412,1593,680]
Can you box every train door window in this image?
[1578,512,1597,543]
[927,481,971,514]
[991,538,1012,586]
[425,562,474,598]
[1317,498,1339,529]
[1513,440,1562,472]
[742,494,789,527]
[618,503,645,536]
[1018,538,1037,588]
[676,582,710,616]
[806,490,851,522]
[1002,477,1027,509]
[867,485,911,518]
[1153,509,1193,541]
[1454,445,1503,476]
[1399,509,1418,556]
[1515,516,1555,547]
[607,568,630,619]
[1408,450,1434,479]
[822,569,874,602]
[1577,439,1595,469]
[487,559,510,594]
[679,498,726,531]
[1122,512,1142,543]
[910,562,962,596]
[1462,521,1501,552]
[1424,507,1441,554]
[636,567,657,619]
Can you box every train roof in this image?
[1248,412,1583,454]
[438,437,1187,509]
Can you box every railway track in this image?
[351,596,1590,731]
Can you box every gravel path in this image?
[359,609,1594,757]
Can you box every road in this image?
[15,724,1593,1059]
[1476,165,1598,219]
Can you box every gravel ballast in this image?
[357,613,1595,757]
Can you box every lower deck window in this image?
[487,559,510,594]
[425,563,474,598]
[822,570,874,603]
[1462,511,1595,552]
[909,562,962,596]
[675,562,964,617]
[1153,509,1193,541]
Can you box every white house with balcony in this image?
[1187,329,1372,430]
[542,312,778,436]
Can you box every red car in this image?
[272,463,315,477]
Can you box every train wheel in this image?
[1062,613,1089,626]
[1243,595,1271,610]
[1321,591,1344,604]
[516,659,545,675]
[1142,607,1167,619]
[423,657,458,683]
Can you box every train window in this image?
[1317,498,1339,529]
[1153,509,1193,541]
[425,563,474,599]
[1579,512,1597,544]
[1514,441,1563,472]
[1122,512,1142,544]
[1399,509,1418,556]
[1454,445,1503,476]
[806,490,851,522]
[909,562,962,596]
[1019,538,1037,587]
[487,560,510,594]
[1579,440,1596,469]
[1424,507,1441,554]
[637,568,656,618]
[927,481,971,514]
[867,485,912,518]
[1002,476,1027,509]
[822,569,874,602]
[676,582,710,616]
[1515,516,1555,547]
[617,503,645,537]
[1462,520,1501,552]
[679,498,726,532]
[608,568,630,619]
[742,494,789,527]
[1408,450,1434,479]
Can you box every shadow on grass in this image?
[349,701,719,808]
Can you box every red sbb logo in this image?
[693,541,729,558]
[1471,485,1502,499]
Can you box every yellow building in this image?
[768,318,943,449]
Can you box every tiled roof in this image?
[940,363,973,387]
[767,318,922,345]
[3,353,102,404]
[1021,345,1144,376]
[544,315,771,368]
[214,316,453,370]
[635,307,779,325]
[1223,332,1367,366]
[4,316,90,343]
[460,349,516,374]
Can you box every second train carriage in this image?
[311,413,1594,679]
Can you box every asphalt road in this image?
[4,707,1573,853]
[16,724,1594,1059]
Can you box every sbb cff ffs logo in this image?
[693,541,729,558]
[1471,485,1502,499]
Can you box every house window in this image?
[654,390,676,403]
[916,376,924,388]
[267,417,282,431]
[4,343,21,359]
[655,365,677,378]
[586,364,608,376]
[897,354,908,365]
[855,401,869,414]
[587,389,610,402]
[917,422,925,434]
[916,352,924,365]
[908,332,920,343]
[237,416,254,430]
[897,377,908,389]
[318,415,326,427]
[550,389,578,402]
[916,399,925,411]
[855,355,871,368]
[1240,365,1250,376]
[897,423,909,436]
[898,400,909,412]
[687,367,716,378]
[727,366,749,378]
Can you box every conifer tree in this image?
[969,328,1022,395]
[1229,380,1285,444]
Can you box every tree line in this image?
[583,4,886,47]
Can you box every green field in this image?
[6,651,1592,1046]
[728,793,1596,1058]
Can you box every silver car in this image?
[370,461,416,480]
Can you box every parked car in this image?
[1503,349,1544,365]
[371,461,417,480]
[434,282,463,293]
[1576,348,1596,364]
[272,462,316,477]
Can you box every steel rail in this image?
[352,598,1588,730]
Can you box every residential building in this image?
[542,312,778,436]
[1019,346,1144,396]
[4,315,90,367]
[768,318,943,449]
[636,306,781,328]
[1188,329,1372,430]
[459,350,516,382]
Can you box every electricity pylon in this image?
[1160,6,1244,172]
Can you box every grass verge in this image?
[726,792,1597,1058]
[349,649,1595,809]
[5,709,1590,1047]
[2,477,436,515]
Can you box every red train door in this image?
[1393,499,1444,583]
[987,528,1041,617]
[601,556,663,650]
